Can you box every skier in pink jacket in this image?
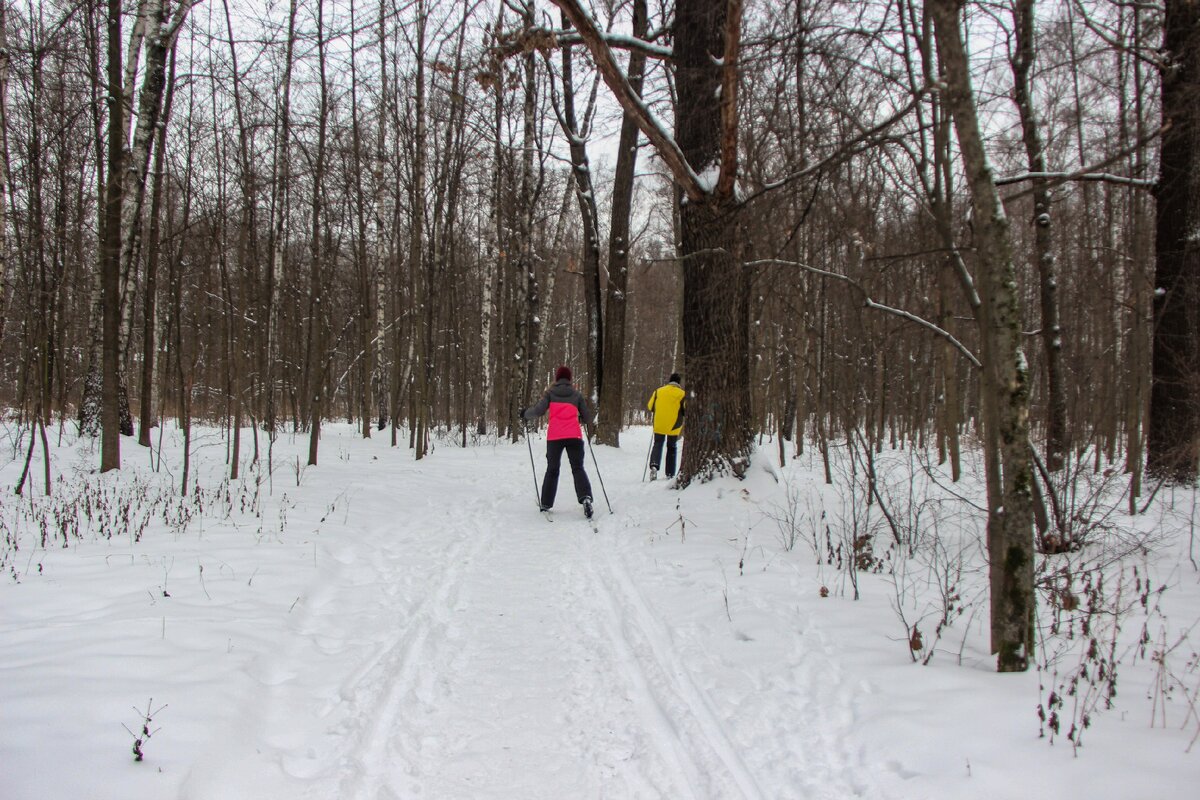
[521,365,594,518]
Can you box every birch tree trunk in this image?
[930,0,1035,672]
[373,0,391,432]
[515,1,540,418]
[477,9,506,437]
[1011,0,1067,473]
[138,49,176,448]
[119,0,168,368]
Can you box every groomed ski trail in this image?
[181,442,883,800]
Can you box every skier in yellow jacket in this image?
[647,373,685,481]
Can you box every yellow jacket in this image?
[647,382,685,435]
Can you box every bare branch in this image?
[746,258,982,369]
[995,122,1166,196]
[748,85,934,201]
[548,0,705,199]
[716,0,743,199]
[493,27,673,61]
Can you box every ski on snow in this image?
[538,506,597,532]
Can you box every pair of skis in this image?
[540,506,598,533]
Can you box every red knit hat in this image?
[554,365,572,382]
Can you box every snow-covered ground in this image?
[1,421,1196,799]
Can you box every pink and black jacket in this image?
[523,378,593,440]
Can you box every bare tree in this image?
[930,0,1035,672]
[549,9,603,396]
[411,0,430,459]
[100,0,124,473]
[266,0,299,437]
[305,0,332,467]
[596,0,648,448]
[1010,0,1068,473]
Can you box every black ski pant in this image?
[650,432,679,477]
[541,438,592,509]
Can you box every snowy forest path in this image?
[176,436,882,800]
[327,467,761,798]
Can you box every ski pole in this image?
[523,419,541,508]
[586,433,613,513]
[641,433,653,482]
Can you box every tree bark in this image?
[0,3,9,350]
[674,0,753,484]
[100,0,124,473]
[1148,0,1200,483]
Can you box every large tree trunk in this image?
[930,0,1035,672]
[678,197,752,482]
[674,0,753,484]
[1147,0,1200,483]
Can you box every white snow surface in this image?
[1,423,1197,799]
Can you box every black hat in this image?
[669,372,681,384]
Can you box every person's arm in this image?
[578,392,595,426]
[523,390,551,420]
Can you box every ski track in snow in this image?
[332,484,493,799]
[574,531,763,799]
[184,454,878,799]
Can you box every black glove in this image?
[517,407,526,420]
